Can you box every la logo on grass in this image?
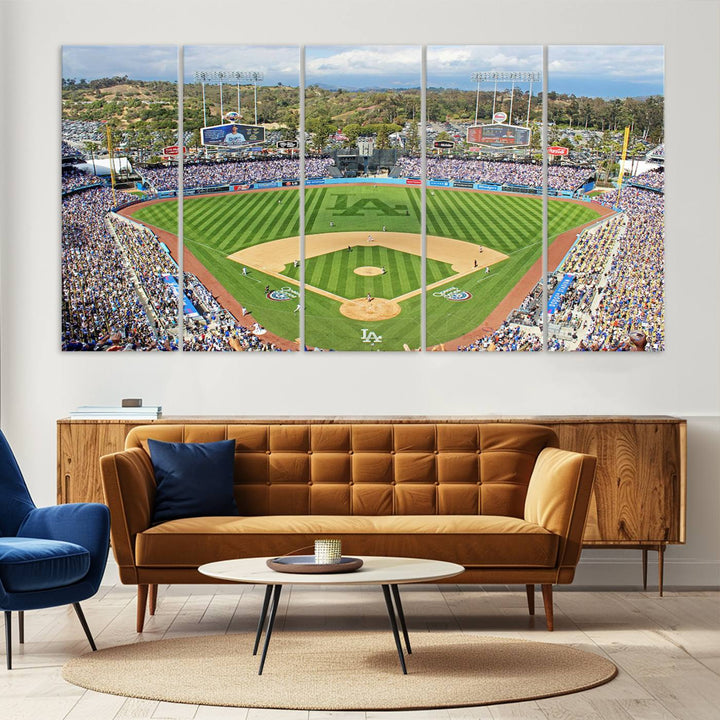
[330,195,408,217]
[361,329,383,343]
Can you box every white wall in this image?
[1,0,718,587]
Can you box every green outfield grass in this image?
[131,185,600,351]
[283,246,453,300]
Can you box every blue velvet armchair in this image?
[0,430,110,669]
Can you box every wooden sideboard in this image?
[57,415,686,594]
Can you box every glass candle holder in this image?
[314,538,342,564]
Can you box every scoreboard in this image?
[201,123,265,148]
[467,123,531,148]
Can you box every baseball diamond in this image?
[129,185,601,351]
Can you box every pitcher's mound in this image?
[354,266,385,276]
[340,297,401,321]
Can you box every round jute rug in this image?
[62,632,617,711]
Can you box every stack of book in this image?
[69,405,162,420]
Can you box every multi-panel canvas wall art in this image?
[61,45,664,352]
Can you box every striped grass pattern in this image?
[132,186,599,350]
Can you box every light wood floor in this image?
[1,583,719,720]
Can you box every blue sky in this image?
[62,44,664,98]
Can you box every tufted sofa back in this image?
[125,423,559,518]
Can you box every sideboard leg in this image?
[642,548,648,591]
[148,584,158,616]
[658,544,665,597]
[136,584,148,633]
[526,584,535,615]
[541,584,554,631]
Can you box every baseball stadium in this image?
[61,45,664,352]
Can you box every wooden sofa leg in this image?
[526,584,535,615]
[149,584,158,616]
[541,584,554,631]
[137,584,149,633]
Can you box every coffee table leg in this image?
[390,584,411,655]
[253,584,274,656]
[258,585,282,676]
[381,584,407,674]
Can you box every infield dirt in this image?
[228,231,506,320]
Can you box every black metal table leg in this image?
[253,585,274,656]
[381,584,407,674]
[258,585,282,676]
[390,584,411,654]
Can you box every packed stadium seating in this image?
[458,177,664,352]
[61,146,662,353]
[62,166,105,194]
[140,158,335,192]
[61,170,285,352]
[396,157,594,192]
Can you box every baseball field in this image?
[131,185,600,351]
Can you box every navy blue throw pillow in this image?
[148,438,239,524]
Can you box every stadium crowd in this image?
[581,185,665,350]
[62,185,285,351]
[629,167,664,191]
[62,166,105,194]
[542,182,664,350]
[458,178,664,352]
[140,158,335,192]
[62,187,171,350]
[457,322,542,352]
[396,157,594,192]
[61,141,84,160]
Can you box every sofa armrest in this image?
[17,503,110,592]
[100,448,156,582]
[524,447,597,579]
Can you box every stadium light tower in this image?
[471,71,541,125]
[194,71,209,127]
[213,71,226,121]
[227,71,244,115]
[241,71,264,125]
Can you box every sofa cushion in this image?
[0,537,90,592]
[135,515,559,569]
[148,438,239,524]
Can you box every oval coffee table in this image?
[199,556,464,675]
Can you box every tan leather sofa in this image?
[100,422,596,633]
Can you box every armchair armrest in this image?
[17,503,110,591]
[524,447,597,580]
[100,447,156,583]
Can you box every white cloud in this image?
[184,45,300,79]
[548,45,663,79]
[306,46,422,77]
[428,45,542,77]
[62,46,177,81]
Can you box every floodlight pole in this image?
[527,79,533,127]
[241,71,264,125]
[217,71,225,121]
[194,72,208,128]
[471,73,482,125]
[470,71,541,125]
[509,75,516,124]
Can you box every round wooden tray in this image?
[266,556,364,574]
